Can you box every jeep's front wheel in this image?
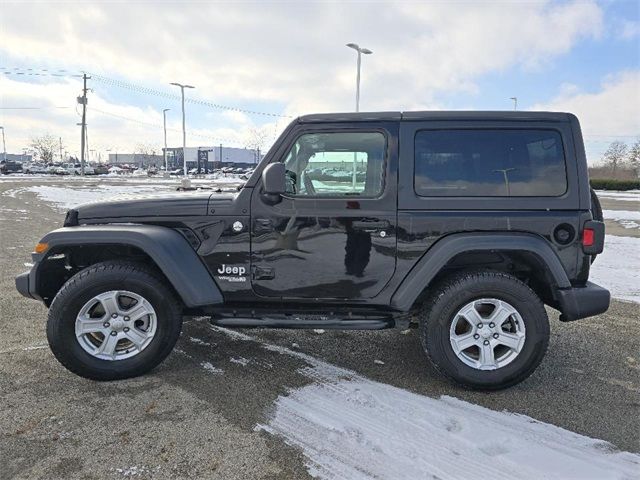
[47,261,183,381]
[420,270,549,390]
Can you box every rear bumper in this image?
[557,281,610,322]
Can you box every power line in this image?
[1,67,291,119]
[89,73,292,118]
[0,106,71,110]
[90,107,246,146]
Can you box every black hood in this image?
[70,190,237,222]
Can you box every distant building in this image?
[162,146,264,171]
[3,153,33,163]
[107,153,164,166]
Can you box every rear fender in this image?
[390,232,571,311]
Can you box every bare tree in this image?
[30,134,59,164]
[134,143,158,168]
[628,139,640,173]
[245,127,269,164]
[602,141,628,175]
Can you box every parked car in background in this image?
[23,163,48,174]
[0,160,23,174]
[94,165,109,175]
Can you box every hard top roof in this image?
[297,111,573,123]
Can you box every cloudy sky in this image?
[1,0,638,163]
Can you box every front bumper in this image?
[557,281,610,322]
[15,267,41,301]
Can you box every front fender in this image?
[34,225,223,308]
[390,232,571,312]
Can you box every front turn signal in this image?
[34,242,49,254]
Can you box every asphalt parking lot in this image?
[0,177,638,479]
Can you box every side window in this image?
[414,129,567,197]
[282,131,386,197]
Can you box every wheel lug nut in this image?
[493,333,499,339]
[103,322,110,328]
[123,327,129,332]
[124,316,130,321]
[489,322,495,328]
[477,323,483,329]
[110,331,117,336]
[483,340,490,345]
[111,313,117,319]
[473,334,480,340]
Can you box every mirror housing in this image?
[262,162,286,195]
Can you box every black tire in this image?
[420,270,549,390]
[47,261,183,381]
[589,187,603,263]
[590,187,603,222]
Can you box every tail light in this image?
[582,228,595,247]
[582,221,604,255]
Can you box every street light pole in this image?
[346,43,372,190]
[162,109,170,175]
[0,126,6,162]
[510,97,518,111]
[346,43,372,112]
[170,82,195,176]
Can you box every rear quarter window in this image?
[414,129,567,197]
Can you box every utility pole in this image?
[163,109,170,176]
[170,82,195,176]
[0,126,6,162]
[59,137,63,162]
[78,73,91,175]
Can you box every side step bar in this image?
[211,317,395,330]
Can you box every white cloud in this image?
[530,70,640,163]
[618,20,640,40]
[0,0,604,157]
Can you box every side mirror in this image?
[262,162,286,195]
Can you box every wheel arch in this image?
[33,225,223,308]
[390,232,571,312]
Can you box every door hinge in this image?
[252,266,275,280]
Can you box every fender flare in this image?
[37,225,223,307]
[390,232,571,312]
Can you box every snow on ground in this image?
[202,327,640,480]
[603,209,640,229]
[595,190,640,203]
[21,184,175,212]
[590,235,640,304]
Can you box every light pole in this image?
[170,82,195,176]
[510,97,518,111]
[0,126,6,162]
[162,109,170,175]
[346,43,372,190]
[346,43,372,112]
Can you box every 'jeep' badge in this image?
[232,221,243,232]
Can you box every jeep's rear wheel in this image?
[420,270,549,390]
[47,261,183,381]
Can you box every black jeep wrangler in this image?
[16,111,610,389]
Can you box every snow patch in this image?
[590,235,640,303]
[259,379,639,480]
[230,356,250,366]
[210,326,640,480]
[595,190,640,202]
[603,210,640,229]
[22,184,173,212]
[200,362,223,374]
